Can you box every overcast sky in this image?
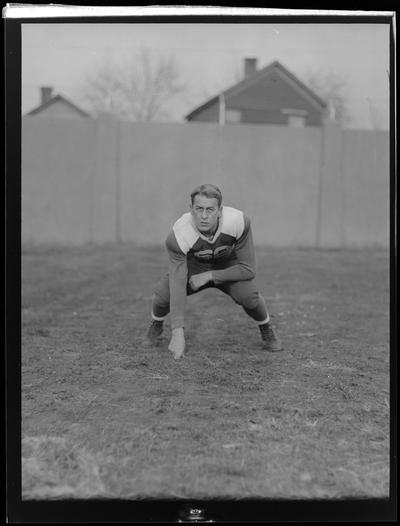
[22,21,390,129]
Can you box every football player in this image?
[146,184,282,359]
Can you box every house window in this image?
[288,115,306,128]
[226,109,241,123]
[281,108,307,128]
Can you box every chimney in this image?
[41,86,53,104]
[244,58,258,78]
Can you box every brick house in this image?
[185,59,327,127]
[26,87,90,118]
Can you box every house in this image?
[25,87,90,118]
[185,59,327,127]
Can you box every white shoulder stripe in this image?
[172,213,199,254]
[221,206,245,239]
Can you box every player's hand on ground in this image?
[168,328,185,359]
[189,271,213,291]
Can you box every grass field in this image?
[21,244,390,499]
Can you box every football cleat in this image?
[259,322,283,352]
[146,320,164,342]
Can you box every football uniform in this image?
[151,206,270,329]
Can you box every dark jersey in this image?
[166,206,257,328]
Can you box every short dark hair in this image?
[190,184,223,207]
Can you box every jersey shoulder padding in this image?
[172,213,198,254]
[172,206,246,255]
[220,206,245,239]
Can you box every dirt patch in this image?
[22,436,105,498]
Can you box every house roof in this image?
[26,94,91,117]
[185,60,327,120]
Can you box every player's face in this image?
[190,195,222,234]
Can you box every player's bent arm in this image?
[166,231,188,329]
[211,217,257,284]
[188,271,213,291]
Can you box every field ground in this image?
[21,244,390,499]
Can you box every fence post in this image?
[316,119,344,248]
[92,113,119,243]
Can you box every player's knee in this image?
[235,289,259,310]
[153,291,169,309]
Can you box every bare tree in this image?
[304,68,350,126]
[81,48,185,121]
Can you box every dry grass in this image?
[21,245,390,499]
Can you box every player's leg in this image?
[152,274,171,319]
[146,269,212,343]
[218,280,283,352]
[146,274,170,342]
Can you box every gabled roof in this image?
[26,94,90,117]
[186,60,327,120]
